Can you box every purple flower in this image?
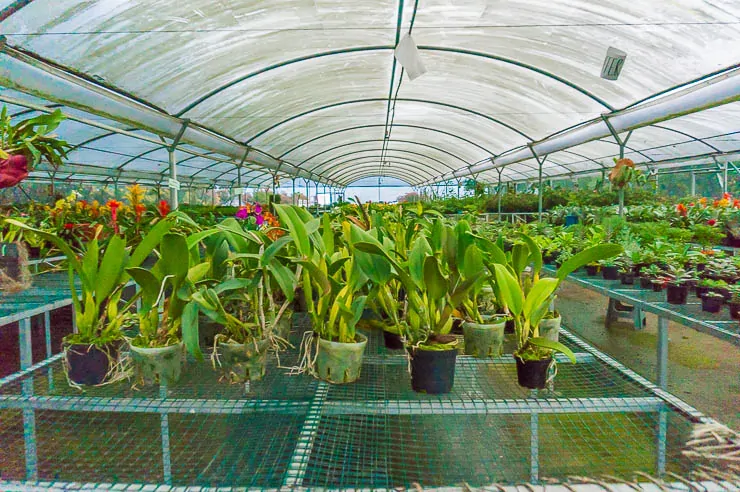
[235,207,248,220]
[254,203,262,215]
[256,214,264,226]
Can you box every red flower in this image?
[676,203,687,217]
[157,200,171,217]
[0,154,29,189]
[134,204,146,222]
[734,199,740,209]
[106,200,123,235]
[723,192,732,200]
[64,223,74,230]
[707,219,717,227]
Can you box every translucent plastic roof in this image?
[1,0,739,187]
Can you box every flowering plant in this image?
[234,202,283,240]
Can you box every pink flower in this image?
[235,206,249,220]
[254,203,263,215]
[256,214,264,226]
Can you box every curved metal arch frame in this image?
[243,96,639,179]
[245,97,530,144]
[334,167,427,186]
[176,46,614,117]
[322,158,439,182]
[279,124,497,158]
[308,148,458,177]
[317,153,449,178]
[299,138,470,171]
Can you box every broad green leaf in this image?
[261,235,292,267]
[557,244,623,280]
[181,301,203,361]
[129,219,174,268]
[519,233,542,277]
[187,261,212,284]
[159,233,189,284]
[409,235,432,287]
[423,256,448,300]
[269,259,297,302]
[322,213,334,255]
[275,204,310,257]
[461,243,484,281]
[528,337,576,363]
[96,235,126,302]
[522,278,558,326]
[81,238,99,287]
[126,267,161,302]
[492,263,523,316]
[296,259,331,296]
[511,243,530,277]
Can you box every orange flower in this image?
[157,200,170,217]
[676,203,687,216]
[106,200,123,235]
[734,199,740,209]
[699,197,707,207]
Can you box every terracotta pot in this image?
[0,154,28,189]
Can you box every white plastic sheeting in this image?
[0,0,739,187]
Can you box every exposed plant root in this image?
[0,241,31,292]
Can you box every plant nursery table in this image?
[0,313,728,490]
[543,265,740,390]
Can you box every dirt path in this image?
[556,282,740,430]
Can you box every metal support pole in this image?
[457,179,461,198]
[19,317,37,480]
[656,409,667,477]
[211,185,215,207]
[168,150,179,210]
[159,385,172,484]
[723,160,729,194]
[530,413,539,483]
[528,144,547,222]
[292,179,296,205]
[497,168,503,220]
[304,179,310,208]
[691,171,696,196]
[657,317,669,389]
[237,167,242,206]
[314,182,319,214]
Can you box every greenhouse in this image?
[0,0,739,490]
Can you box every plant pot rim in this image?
[462,318,507,329]
[317,332,368,346]
[514,354,554,363]
[129,340,183,353]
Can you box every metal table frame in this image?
[544,265,740,390]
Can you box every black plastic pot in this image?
[516,357,552,389]
[620,272,635,285]
[729,302,740,320]
[409,347,457,394]
[383,330,404,350]
[585,265,599,276]
[639,277,653,289]
[651,281,664,292]
[666,284,688,305]
[696,263,707,272]
[602,265,619,280]
[65,342,120,386]
[701,295,723,314]
[696,286,709,299]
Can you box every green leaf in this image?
[409,235,432,287]
[511,243,530,277]
[159,233,190,284]
[492,263,523,316]
[261,235,292,267]
[528,337,576,363]
[129,219,174,269]
[423,256,448,300]
[81,238,99,287]
[519,233,542,277]
[461,243,484,281]
[275,204,310,256]
[182,301,203,361]
[522,278,558,327]
[96,235,127,302]
[126,267,161,303]
[187,261,212,284]
[186,228,222,250]
[269,258,297,302]
[557,244,623,280]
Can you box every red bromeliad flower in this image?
[676,203,687,216]
[707,219,717,227]
[64,223,74,230]
[157,200,171,217]
[106,199,123,234]
[734,199,740,209]
[134,203,146,222]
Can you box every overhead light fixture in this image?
[601,47,627,81]
[394,35,427,81]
